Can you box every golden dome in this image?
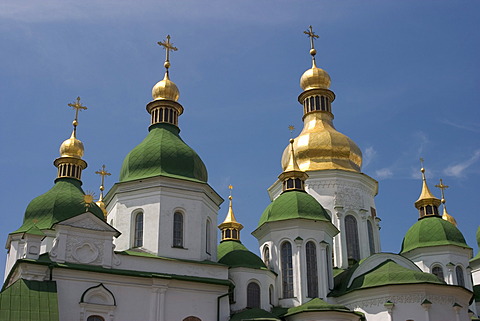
[282,112,362,172]
[96,200,108,219]
[152,72,180,101]
[59,130,84,159]
[300,60,331,91]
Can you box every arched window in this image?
[134,212,143,247]
[456,266,465,287]
[247,282,261,308]
[173,212,184,248]
[305,241,318,298]
[345,215,360,262]
[263,246,270,268]
[205,219,211,254]
[281,242,294,298]
[367,220,375,255]
[183,317,201,321]
[432,265,444,281]
[87,316,104,321]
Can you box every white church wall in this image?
[106,176,222,262]
[53,267,230,321]
[335,284,473,321]
[254,219,337,307]
[228,267,276,312]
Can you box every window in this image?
[367,220,375,255]
[263,246,270,268]
[305,241,318,298]
[456,266,465,287]
[326,245,332,289]
[432,265,444,281]
[247,282,261,308]
[183,317,201,321]
[87,316,104,321]
[281,242,294,298]
[345,215,360,262]
[134,212,143,247]
[173,212,184,247]
[206,219,211,254]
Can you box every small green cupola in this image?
[258,139,330,227]
[14,98,104,234]
[401,163,469,254]
[119,35,208,183]
[217,187,266,269]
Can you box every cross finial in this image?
[67,97,87,132]
[157,35,178,72]
[95,165,111,200]
[228,184,233,199]
[288,125,295,136]
[303,26,319,62]
[435,178,449,203]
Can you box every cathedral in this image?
[1,28,479,321]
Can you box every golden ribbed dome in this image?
[59,131,84,159]
[300,60,331,91]
[152,72,180,101]
[282,112,362,172]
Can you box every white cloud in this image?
[440,119,480,133]
[414,131,429,158]
[375,168,393,179]
[362,146,376,169]
[443,150,480,178]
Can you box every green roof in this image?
[217,240,267,269]
[119,123,208,183]
[6,256,231,289]
[350,260,443,289]
[14,178,105,234]
[258,190,330,227]
[401,216,469,253]
[0,279,58,321]
[284,298,362,318]
[229,308,281,321]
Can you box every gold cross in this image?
[95,165,111,193]
[68,97,87,129]
[304,25,319,51]
[435,178,449,200]
[157,35,178,70]
[288,125,295,136]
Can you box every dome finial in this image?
[152,35,180,101]
[300,26,331,90]
[414,158,441,218]
[218,185,244,242]
[95,164,111,219]
[435,178,457,226]
[54,98,88,181]
[304,25,319,67]
[157,35,178,77]
[67,96,87,137]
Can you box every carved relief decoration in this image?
[66,236,103,264]
[346,294,456,310]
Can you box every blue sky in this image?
[1,1,479,278]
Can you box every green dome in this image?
[217,240,266,269]
[258,190,330,227]
[349,259,444,292]
[119,123,208,183]
[401,216,469,253]
[14,178,105,233]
